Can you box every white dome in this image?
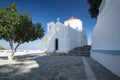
[64,17,82,30]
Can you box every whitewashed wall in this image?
[56,25,68,52]
[91,0,120,77]
[68,27,79,50]
[47,23,68,53]
[80,29,88,46]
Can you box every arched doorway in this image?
[55,38,59,51]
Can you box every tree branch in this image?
[14,42,21,52]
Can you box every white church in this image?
[45,17,87,53]
[91,0,120,77]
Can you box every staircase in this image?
[68,45,91,56]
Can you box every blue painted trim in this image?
[91,50,120,55]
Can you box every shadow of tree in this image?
[0,54,45,80]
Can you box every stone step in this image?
[68,45,91,56]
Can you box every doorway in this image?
[55,38,59,51]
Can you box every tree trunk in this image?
[8,54,14,60]
[7,50,15,60]
[7,43,21,60]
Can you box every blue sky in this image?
[0,0,96,50]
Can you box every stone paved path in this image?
[82,57,97,80]
[0,54,120,80]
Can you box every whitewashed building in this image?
[45,17,87,53]
[91,0,120,77]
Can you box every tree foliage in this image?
[0,3,44,56]
[87,0,102,18]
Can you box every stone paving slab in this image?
[31,56,87,80]
[0,54,120,80]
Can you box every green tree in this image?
[87,0,102,18]
[0,3,44,60]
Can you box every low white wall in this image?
[0,50,45,57]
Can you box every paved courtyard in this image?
[0,54,120,80]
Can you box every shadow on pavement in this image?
[0,54,120,80]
